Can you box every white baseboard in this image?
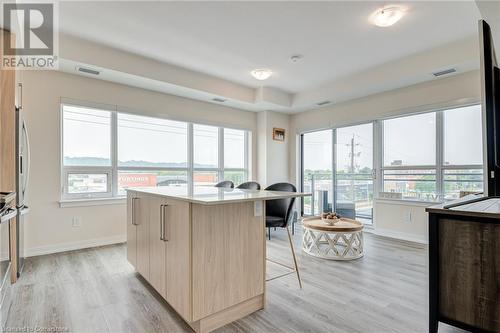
[368,228,428,244]
[25,234,127,258]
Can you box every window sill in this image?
[374,198,442,207]
[59,197,126,208]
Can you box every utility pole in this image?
[346,134,361,201]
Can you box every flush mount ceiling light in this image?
[251,68,273,81]
[370,6,405,27]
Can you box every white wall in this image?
[256,110,290,187]
[22,70,258,256]
[289,70,481,243]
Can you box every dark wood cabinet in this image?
[427,196,500,333]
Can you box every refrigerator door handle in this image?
[17,83,22,109]
[22,121,30,198]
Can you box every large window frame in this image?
[300,122,375,223]
[380,107,483,202]
[300,102,484,210]
[61,102,250,201]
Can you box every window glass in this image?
[302,130,333,215]
[67,173,108,194]
[336,123,373,223]
[443,105,482,166]
[224,170,245,186]
[224,128,245,169]
[383,169,437,201]
[443,169,483,200]
[384,113,436,166]
[63,105,111,166]
[194,124,218,168]
[118,113,188,167]
[118,170,188,195]
[193,171,218,187]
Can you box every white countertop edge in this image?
[126,188,310,205]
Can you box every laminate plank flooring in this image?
[2,228,466,332]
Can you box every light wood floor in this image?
[3,228,465,332]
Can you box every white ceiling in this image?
[59,1,481,95]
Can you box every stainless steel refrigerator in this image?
[15,93,30,277]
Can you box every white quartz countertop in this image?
[126,186,310,205]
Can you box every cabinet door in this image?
[149,196,167,297]
[126,191,137,268]
[165,199,191,321]
[135,193,150,279]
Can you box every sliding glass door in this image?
[301,123,374,224]
[335,123,373,224]
[302,130,332,215]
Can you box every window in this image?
[62,105,112,198]
[381,105,483,201]
[63,105,112,166]
[442,105,483,199]
[193,124,219,169]
[223,128,247,185]
[336,124,374,223]
[383,112,437,200]
[118,170,188,195]
[118,113,188,168]
[61,103,250,200]
[301,104,484,208]
[302,130,333,216]
[301,124,374,224]
[384,113,436,166]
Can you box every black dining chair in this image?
[264,182,302,288]
[236,181,261,190]
[214,180,234,188]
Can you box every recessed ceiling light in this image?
[370,6,405,27]
[251,68,273,81]
[290,55,303,63]
[76,66,100,75]
[212,97,227,103]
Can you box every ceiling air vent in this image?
[212,97,226,103]
[316,100,331,106]
[432,68,457,77]
[77,66,100,75]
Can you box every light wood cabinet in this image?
[126,191,137,268]
[127,193,192,319]
[126,192,266,333]
[164,198,191,320]
[148,195,167,297]
[135,192,150,279]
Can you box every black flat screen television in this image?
[479,20,500,196]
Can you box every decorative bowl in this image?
[320,212,341,225]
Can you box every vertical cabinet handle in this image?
[160,204,165,241]
[132,198,139,225]
[161,204,168,242]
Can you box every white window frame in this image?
[191,126,249,185]
[300,122,376,222]
[62,168,113,199]
[300,102,484,207]
[114,111,190,195]
[60,102,115,200]
[61,102,251,201]
[379,105,483,202]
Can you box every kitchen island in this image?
[126,186,309,333]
